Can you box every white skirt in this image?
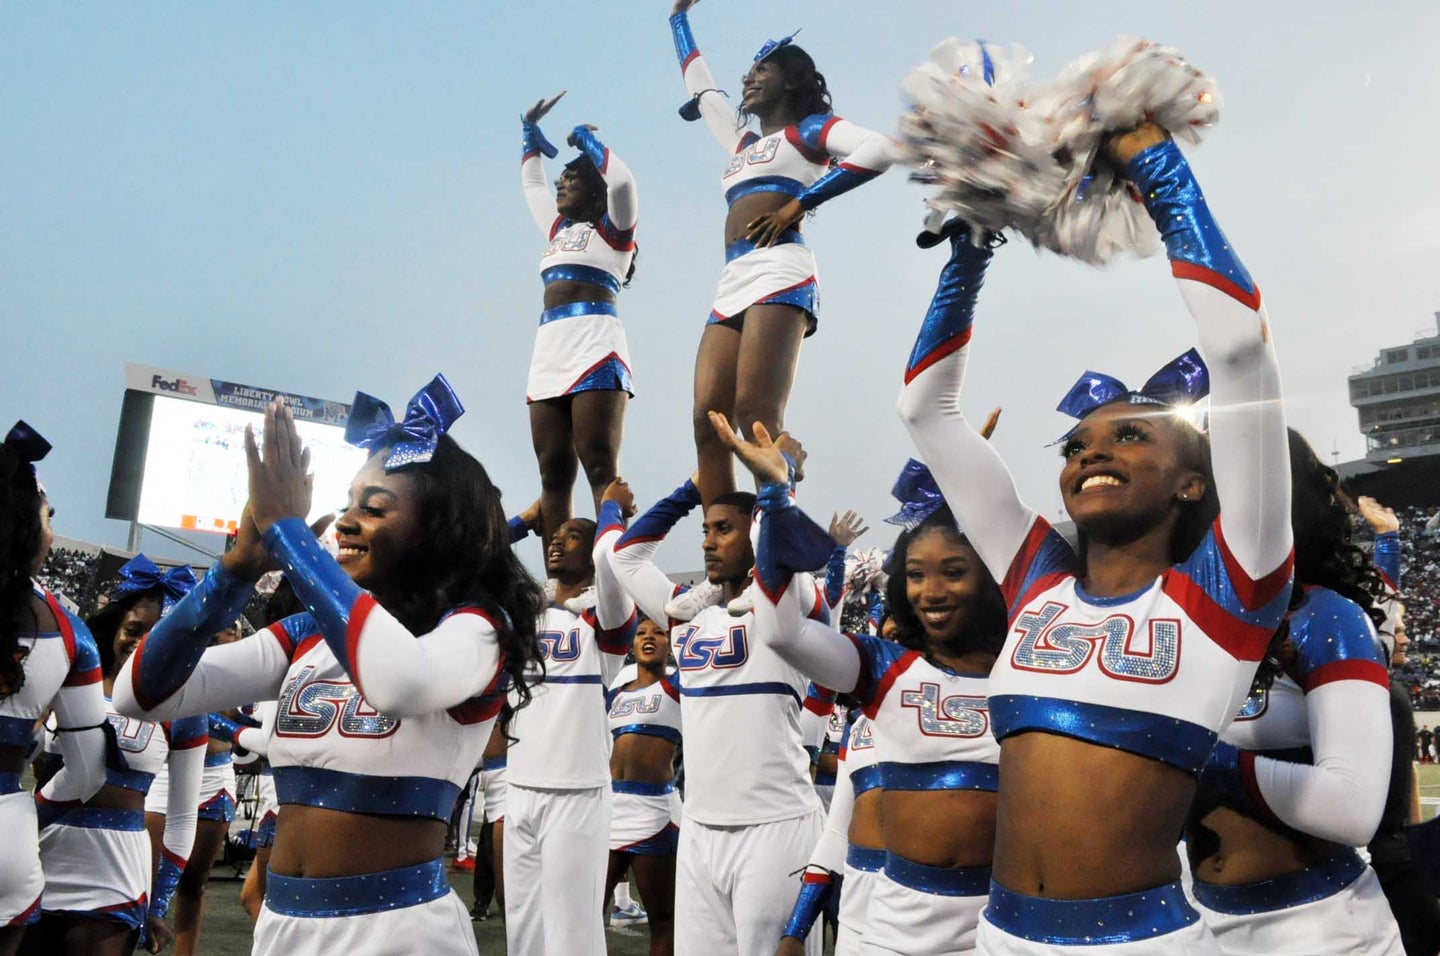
[527,301,633,402]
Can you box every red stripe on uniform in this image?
[1162,573,1274,662]
[345,594,380,697]
[1171,261,1262,312]
[863,650,919,719]
[1301,659,1390,693]
[903,327,972,385]
[1213,521,1293,611]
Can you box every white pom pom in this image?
[898,39,1065,238]
[1033,37,1220,264]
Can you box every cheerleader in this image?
[895,126,1293,953]
[0,423,107,956]
[503,479,636,956]
[520,92,639,543]
[667,0,895,505]
[714,431,1007,955]
[113,381,543,956]
[606,616,681,956]
[27,556,208,956]
[1187,431,1404,953]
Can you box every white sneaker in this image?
[664,581,722,621]
[727,580,757,617]
[609,900,648,928]
[563,586,597,615]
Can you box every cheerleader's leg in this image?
[692,323,742,505]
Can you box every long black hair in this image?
[562,158,639,287]
[0,446,40,698]
[738,44,833,127]
[882,504,1007,659]
[382,436,545,731]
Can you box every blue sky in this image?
[6,2,1440,573]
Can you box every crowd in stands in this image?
[33,547,102,617]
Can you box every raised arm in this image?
[896,228,1049,585]
[669,7,743,151]
[610,478,703,625]
[521,118,560,235]
[1123,130,1290,582]
[570,126,638,235]
[261,518,503,718]
[592,495,639,648]
[113,563,290,720]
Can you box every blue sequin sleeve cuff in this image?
[522,120,558,162]
[263,517,365,657]
[670,11,698,68]
[569,126,609,173]
[781,871,834,941]
[134,563,255,711]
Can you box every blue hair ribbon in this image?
[4,420,51,467]
[110,555,198,612]
[1054,348,1209,441]
[344,374,465,471]
[884,459,947,531]
[753,28,802,63]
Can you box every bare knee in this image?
[731,392,782,439]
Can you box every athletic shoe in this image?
[609,900,648,927]
[451,856,475,873]
[471,902,490,921]
[665,581,722,621]
[727,580,757,617]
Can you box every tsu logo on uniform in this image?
[1011,601,1181,684]
[276,666,399,739]
[901,683,989,737]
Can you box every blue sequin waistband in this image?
[48,806,147,831]
[612,779,676,797]
[0,771,22,795]
[105,766,156,793]
[985,879,1199,944]
[481,755,508,773]
[814,770,837,787]
[884,852,990,897]
[204,751,233,768]
[1192,848,1366,915]
[850,764,882,796]
[539,299,619,327]
[611,723,682,745]
[0,715,36,747]
[541,264,621,295]
[880,760,998,793]
[846,845,885,873]
[724,230,805,263]
[265,858,451,918]
[725,176,804,206]
[989,694,1217,777]
[273,766,460,822]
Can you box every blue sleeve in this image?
[521,120,558,162]
[570,126,610,174]
[904,227,995,383]
[1288,589,1389,692]
[616,479,702,549]
[168,713,210,750]
[782,871,836,941]
[1372,531,1400,591]
[754,480,837,597]
[669,10,698,68]
[824,545,847,608]
[597,499,627,539]
[263,517,369,675]
[848,633,909,708]
[131,564,255,711]
[150,854,184,919]
[207,711,260,743]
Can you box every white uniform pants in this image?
[674,810,824,956]
[0,792,42,926]
[503,783,609,956]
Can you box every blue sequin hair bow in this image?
[884,459,949,531]
[344,373,465,471]
[753,28,802,63]
[1054,348,1209,442]
[4,421,51,471]
[110,554,198,612]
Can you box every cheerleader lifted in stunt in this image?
[520,91,639,545]
[667,0,895,508]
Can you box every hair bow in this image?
[345,374,465,471]
[884,459,948,531]
[1054,348,1209,440]
[110,554,198,612]
[753,28,802,63]
[4,421,51,467]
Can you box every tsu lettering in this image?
[276,666,399,739]
[676,624,749,670]
[900,683,989,737]
[609,693,662,719]
[723,136,782,178]
[538,628,581,662]
[108,714,155,753]
[1011,602,1181,684]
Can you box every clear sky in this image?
[6,1,1440,574]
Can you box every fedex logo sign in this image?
[151,374,199,396]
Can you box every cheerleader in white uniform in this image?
[28,556,208,956]
[895,126,1294,954]
[0,424,108,956]
[667,0,895,505]
[606,616,682,955]
[1187,432,1404,954]
[113,380,544,956]
[713,432,1007,956]
[520,91,638,544]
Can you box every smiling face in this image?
[904,526,990,650]
[333,453,422,596]
[555,166,601,220]
[701,503,753,585]
[1059,403,1207,540]
[742,57,795,116]
[546,519,595,579]
[112,596,161,672]
[633,618,671,668]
